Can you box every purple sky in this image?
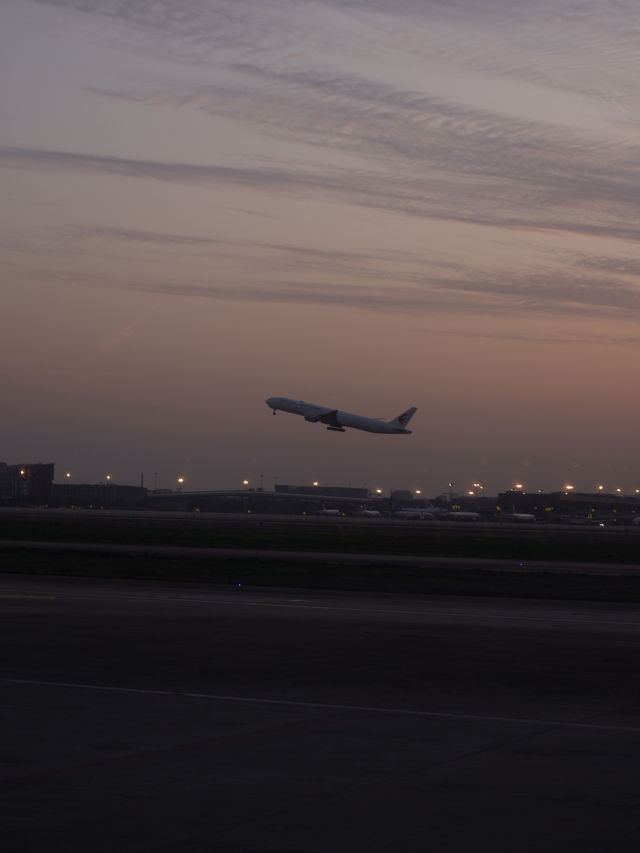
[3,0,640,496]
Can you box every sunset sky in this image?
[3,0,640,496]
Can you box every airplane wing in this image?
[316,410,342,428]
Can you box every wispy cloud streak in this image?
[45,264,640,325]
[14,0,640,324]
[67,225,231,247]
[4,142,640,243]
[0,146,310,190]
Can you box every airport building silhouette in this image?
[2,462,640,522]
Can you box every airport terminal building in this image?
[3,459,640,521]
[0,462,145,508]
[496,489,640,523]
[0,462,55,506]
[148,484,376,515]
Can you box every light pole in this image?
[177,477,185,493]
[562,484,574,516]
[18,468,27,501]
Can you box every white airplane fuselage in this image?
[393,508,433,519]
[266,397,416,434]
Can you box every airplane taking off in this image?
[266,397,417,434]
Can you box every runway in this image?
[2,574,640,851]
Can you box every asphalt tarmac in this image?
[2,574,640,851]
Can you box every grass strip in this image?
[2,546,640,602]
[1,519,640,564]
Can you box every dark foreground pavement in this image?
[2,573,640,851]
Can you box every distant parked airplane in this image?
[266,397,417,434]
[390,500,436,520]
[501,512,536,523]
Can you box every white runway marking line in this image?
[244,600,640,628]
[2,677,640,734]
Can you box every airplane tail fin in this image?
[389,406,417,430]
